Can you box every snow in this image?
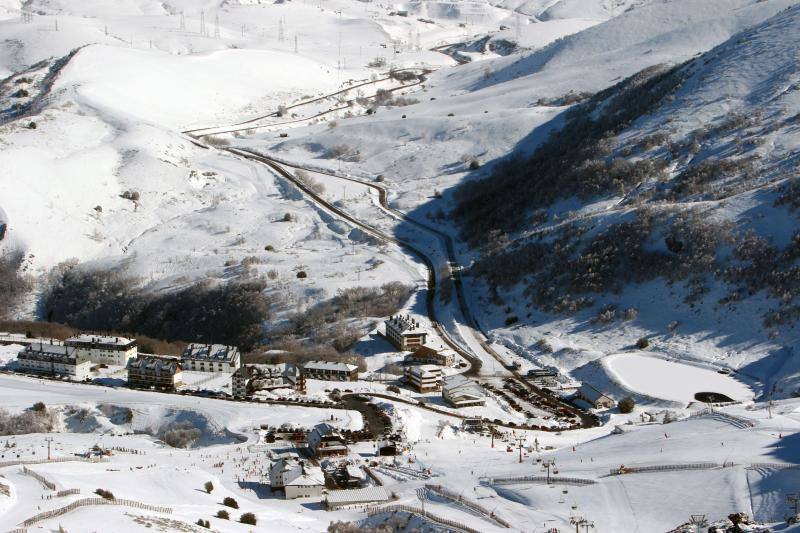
[604,352,753,405]
[2,0,800,530]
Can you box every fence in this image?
[0,457,107,469]
[366,504,483,533]
[608,462,720,476]
[425,484,512,528]
[20,466,55,490]
[56,489,80,497]
[487,475,597,486]
[21,498,172,527]
[688,409,756,429]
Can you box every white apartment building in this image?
[17,342,92,380]
[65,335,138,366]
[404,364,443,393]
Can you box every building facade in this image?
[127,355,183,391]
[17,342,92,380]
[404,364,442,393]
[269,454,325,499]
[232,363,299,398]
[181,343,241,373]
[300,361,358,381]
[407,343,455,367]
[384,315,428,351]
[65,335,138,366]
[308,423,349,458]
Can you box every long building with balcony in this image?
[127,355,183,391]
[232,363,299,398]
[65,335,138,366]
[17,342,92,380]
[300,360,358,382]
[181,343,241,373]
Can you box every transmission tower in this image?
[214,14,220,38]
[179,11,185,31]
[21,10,32,23]
[200,10,206,36]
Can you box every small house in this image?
[308,423,349,458]
[577,383,615,409]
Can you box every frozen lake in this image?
[604,353,753,404]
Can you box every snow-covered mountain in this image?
[450,2,800,397]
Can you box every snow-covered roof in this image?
[19,342,78,363]
[301,360,357,372]
[65,335,136,348]
[308,423,347,452]
[128,355,181,374]
[182,343,240,363]
[385,314,428,336]
[326,486,389,505]
[345,465,365,479]
[578,383,614,403]
[283,463,325,487]
[270,456,325,487]
[406,364,442,379]
[442,374,485,398]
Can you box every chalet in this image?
[232,363,299,398]
[65,335,137,366]
[384,315,428,351]
[403,364,442,393]
[269,454,325,499]
[300,361,358,381]
[577,383,615,409]
[377,439,399,456]
[406,343,455,367]
[127,355,183,391]
[326,486,390,511]
[181,343,241,373]
[308,423,349,458]
[17,342,92,380]
[442,374,486,408]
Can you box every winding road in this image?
[184,74,598,429]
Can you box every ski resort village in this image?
[4,0,800,532]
